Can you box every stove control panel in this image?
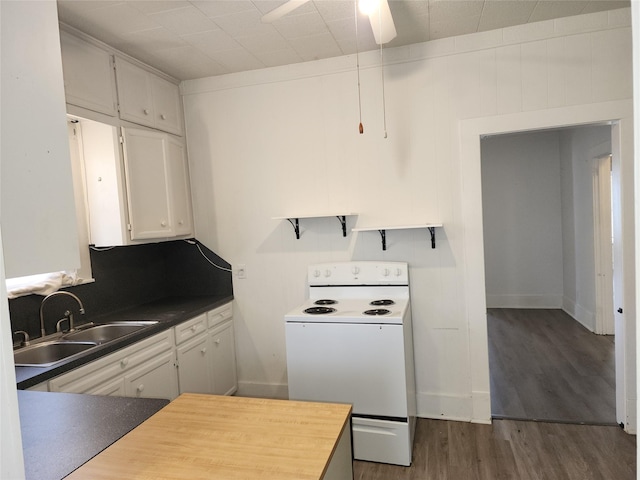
[308,262,408,285]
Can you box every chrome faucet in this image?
[13,330,30,347]
[39,291,85,337]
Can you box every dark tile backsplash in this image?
[9,239,232,340]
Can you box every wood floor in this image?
[352,418,636,479]
[487,308,616,425]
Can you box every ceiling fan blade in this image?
[368,0,397,45]
[261,0,310,23]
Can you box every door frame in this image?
[460,100,634,432]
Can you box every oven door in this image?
[285,322,409,418]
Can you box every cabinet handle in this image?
[200,347,207,355]
[160,114,166,120]
[178,220,184,225]
[191,325,197,333]
[214,339,221,345]
[137,384,144,393]
[161,220,167,227]
[121,358,129,368]
[143,109,150,115]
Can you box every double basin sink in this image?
[14,321,158,367]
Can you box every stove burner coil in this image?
[304,306,337,315]
[363,308,391,316]
[314,299,338,305]
[370,299,395,306]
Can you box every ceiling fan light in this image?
[358,0,380,16]
[369,0,396,45]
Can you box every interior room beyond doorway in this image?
[481,125,617,425]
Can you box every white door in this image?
[166,137,193,237]
[177,334,211,394]
[286,322,409,417]
[210,321,237,396]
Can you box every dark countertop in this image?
[16,294,233,389]
[18,390,168,480]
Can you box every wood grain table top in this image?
[66,393,352,480]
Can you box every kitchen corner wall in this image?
[181,9,635,427]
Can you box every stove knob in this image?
[395,268,402,276]
[324,269,331,277]
[313,269,321,278]
[382,268,390,277]
[351,266,360,275]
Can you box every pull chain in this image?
[379,10,388,139]
[355,0,363,134]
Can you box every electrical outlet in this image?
[236,264,246,279]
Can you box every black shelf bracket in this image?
[337,216,347,237]
[287,218,300,239]
[428,226,436,248]
[378,229,387,250]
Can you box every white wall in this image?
[481,131,564,308]
[560,125,612,331]
[182,8,634,425]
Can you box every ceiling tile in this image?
[430,14,482,40]
[528,1,586,23]
[235,30,291,53]
[291,31,343,61]
[181,29,243,54]
[314,0,356,21]
[207,48,266,71]
[192,0,257,17]
[211,8,276,36]
[478,1,538,32]
[129,1,190,15]
[580,0,631,14]
[273,11,329,38]
[115,27,190,53]
[256,47,304,67]
[149,5,219,35]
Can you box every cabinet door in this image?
[125,350,179,400]
[122,128,172,240]
[115,57,154,127]
[209,320,237,396]
[166,137,193,236]
[177,334,212,394]
[60,31,117,116]
[151,76,183,136]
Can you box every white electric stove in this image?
[285,261,417,466]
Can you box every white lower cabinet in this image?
[125,350,178,399]
[209,319,237,396]
[49,329,178,400]
[176,303,237,396]
[176,333,212,394]
[47,302,236,400]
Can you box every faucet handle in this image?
[13,330,30,347]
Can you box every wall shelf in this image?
[273,213,357,239]
[352,223,443,250]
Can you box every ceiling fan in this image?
[261,0,397,45]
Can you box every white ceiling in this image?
[57,0,630,81]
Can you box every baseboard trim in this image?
[486,294,563,309]
[417,391,492,423]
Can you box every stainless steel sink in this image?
[14,341,98,367]
[14,321,159,367]
[63,321,157,344]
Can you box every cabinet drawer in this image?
[207,303,233,329]
[174,313,207,345]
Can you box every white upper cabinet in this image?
[115,57,183,136]
[121,127,193,242]
[166,137,193,237]
[1,2,80,278]
[122,128,173,240]
[59,31,117,116]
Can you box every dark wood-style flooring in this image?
[352,418,636,479]
[353,308,634,479]
[488,308,616,425]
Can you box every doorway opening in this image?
[481,125,617,425]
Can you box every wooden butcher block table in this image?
[66,393,353,480]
